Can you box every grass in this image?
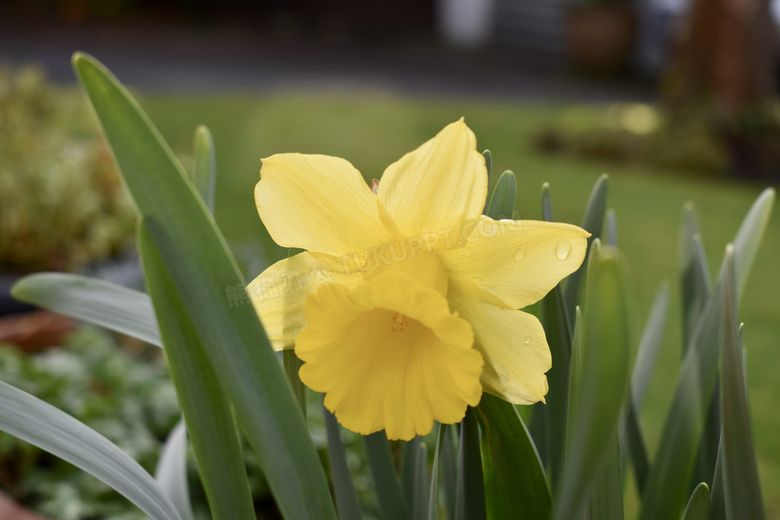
[137,90,780,516]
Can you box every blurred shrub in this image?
[0,328,179,520]
[532,101,780,179]
[0,66,135,274]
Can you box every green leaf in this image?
[605,209,617,246]
[284,350,307,419]
[631,284,670,410]
[191,125,216,214]
[720,247,765,520]
[477,394,552,520]
[11,273,161,347]
[541,182,553,221]
[733,187,775,300]
[485,170,517,221]
[624,283,669,494]
[324,407,363,520]
[412,442,430,520]
[586,433,623,520]
[679,205,720,493]
[455,410,486,520]
[155,420,195,520]
[563,174,608,314]
[428,424,447,520]
[641,190,774,520]
[0,379,182,520]
[440,425,458,520]
[402,436,423,516]
[679,204,711,352]
[639,264,724,520]
[682,483,711,520]
[534,182,574,490]
[139,223,255,520]
[365,432,409,520]
[483,150,492,191]
[73,53,335,520]
[710,443,726,520]
[556,244,631,520]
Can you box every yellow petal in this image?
[255,154,394,257]
[376,120,487,248]
[248,252,362,350]
[440,216,589,309]
[296,271,483,440]
[448,279,551,404]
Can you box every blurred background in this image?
[1,0,779,518]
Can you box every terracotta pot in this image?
[566,5,637,74]
[0,310,75,352]
[0,491,50,520]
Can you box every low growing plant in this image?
[1,53,774,520]
[0,66,135,273]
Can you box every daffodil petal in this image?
[255,154,394,257]
[440,216,589,309]
[296,271,483,440]
[376,120,487,248]
[448,279,551,405]
[248,252,361,350]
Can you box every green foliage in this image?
[2,55,774,520]
[0,328,179,520]
[0,66,135,273]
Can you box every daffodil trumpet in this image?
[249,120,589,441]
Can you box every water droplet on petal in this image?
[524,336,531,345]
[514,246,527,261]
[555,241,571,261]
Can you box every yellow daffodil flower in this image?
[249,120,589,440]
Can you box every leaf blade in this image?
[11,273,161,347]
[139,224,255,520]
[0,379,182,520]
[73,52,336,520]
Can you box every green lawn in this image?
[139,90,780,516]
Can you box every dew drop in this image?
[555,241,571,261]
[514,246,527,261]
[524,336,531,345]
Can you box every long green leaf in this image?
[155,420,195,520]
[733,188,775,300]
[191,125,216,214]
[428,424,447,520]
[365,432,409,520]
[679,204,711,352]
[139,224,255,520]
[324,407,363,520]
[412,442,430,520]
[440,425,458,520]
[73,53,336,520]
[455,410,486,520]
[640,191,774,520]
[556,244,631,520]
[623,284,668,494]
[485,170,517,220]
[586,433,623,520]
[482,149,492,213]
[477,394,552,520]
[11,273,160,347]
[563,174,608,313]
[720,247,765,519]
[631,284,670,410]
[710,441,726,520]
[682,483,711,520]
[0,379,182,520]
[534,182,573,491]
[679,205,720,491]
